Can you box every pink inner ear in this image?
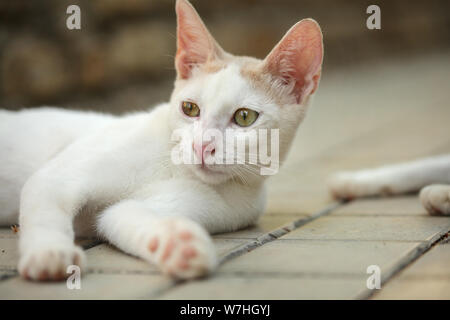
[264,19,323,103]
[176,29,208,79]
[175,0,216,79]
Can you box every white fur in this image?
[329,154,450,215]
[0,0,323,281]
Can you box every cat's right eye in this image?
[181,101,200,117]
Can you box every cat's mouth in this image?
[196,163,227,174]
[189,163,231,184]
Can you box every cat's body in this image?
[0,105,264,229]
[0,107,116,226]
[1,104,265,279]
[0,0,324,280]
[329,154,450,215]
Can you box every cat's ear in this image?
[262,19,323,104]
[175,0,223,79]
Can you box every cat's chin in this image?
[189,164,231,185]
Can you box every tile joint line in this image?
[358,228,450,300]
[219,200,346,265]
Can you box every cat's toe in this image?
[18,245,85,281]
[148,218,217,279]
[420,185,450,216]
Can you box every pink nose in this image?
[193,142,215,164]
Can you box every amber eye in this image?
[181,101,200,117]
[233,108,259,127]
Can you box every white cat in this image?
[329,154,450,215]
[0,0,323,281]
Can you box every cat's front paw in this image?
[328,171,393,200]
[147,217,217,279]
[420,185,450,215]
[18,245,85,281]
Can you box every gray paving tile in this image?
[0,238,19,271]
[368,234,450,299]
[397,244,450,277]
[281,216,450,241]
[86,244,158,274]
[265,193,330,216]
[214,215,306,239]
[373,278,450,300]
[219,240,420,276]
[333,196,427,216]
[158,274,366,300]
[0,273,172,299]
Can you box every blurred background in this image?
[0,0,449,113]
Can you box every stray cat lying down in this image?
[0,0,323,281]
[329,154,450,215]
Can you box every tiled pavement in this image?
[1,52,449,299]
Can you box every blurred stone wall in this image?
[0,0,449,112]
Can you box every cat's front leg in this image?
[18,169,86,281]
[97,200,217,279]
[97,178,263,278]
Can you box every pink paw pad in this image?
[182,246,197,258]
[148,237,159,252]
[177,259,190,270]
[144,219,216,279]
[148,230,198,275]
[179,231,193,240]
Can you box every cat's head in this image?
[169,0,323,185]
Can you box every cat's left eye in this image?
[233,108,259,127]
[182,101,200,117]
